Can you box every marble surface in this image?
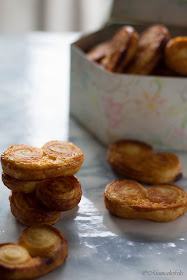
[0,33,187,280]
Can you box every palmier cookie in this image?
[100,26,139,73]
[36,176,82,211]
[9,191,61,226]
[2,172,38,193]
[165,37,187,76]
[107,139,153,179]
[0,225,68,280]
[104,179,187,222]
[126,24,170,75]
[1,140,84,180]
[87,41,110,62]
[107,139,182,184]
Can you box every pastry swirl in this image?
[104,179,187,222]
[138,152,182,184]
[0,244,31,265]
[0,225,68,280]
[36,176,82,211]
[18,225,67,258]
[1,140,84,180]
[107,139,182,184]
[10,192,61,226]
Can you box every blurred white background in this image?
[0,0,113,33]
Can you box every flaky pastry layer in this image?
[2,172,38,193]
[36,176,82,211]
[104,179,187,222]
[10,192,61,226]
[0,225,68,280]
[1,141,84,180]
[107,139,182,184]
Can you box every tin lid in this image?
[109,0,187,27]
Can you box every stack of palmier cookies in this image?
[87,24,187,77]
[1,140,84,226]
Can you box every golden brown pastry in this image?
[104,179,187,222]
[1,140,84,180]
[165,36,187,76]
[137,152,182,184]
[107,139,182,184]
[87,41,110,62]
[2,172,38,193]
[0,243,36,280]
[100,26,139,73]
[36,176,82,211]
[126,24,170,75]
[18,225,68,258]
[107,139,153,160]
[107,139,152,178]
[10,191,61,226]
[0,225,68,280]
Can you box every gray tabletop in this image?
[0,33,187,280]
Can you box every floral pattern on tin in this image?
[101,96,126,130]
[134,90,167,117]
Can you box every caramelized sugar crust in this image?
[87,41,110,62]
[1,141,84,180]
[165,36,187,76]
[36,176,82,211]
[10,192,61,226]
[126,24,170,74]
[107,139,182,184]
[101,26,139,73]
[104,179,187,222]
[0,225,68,280]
